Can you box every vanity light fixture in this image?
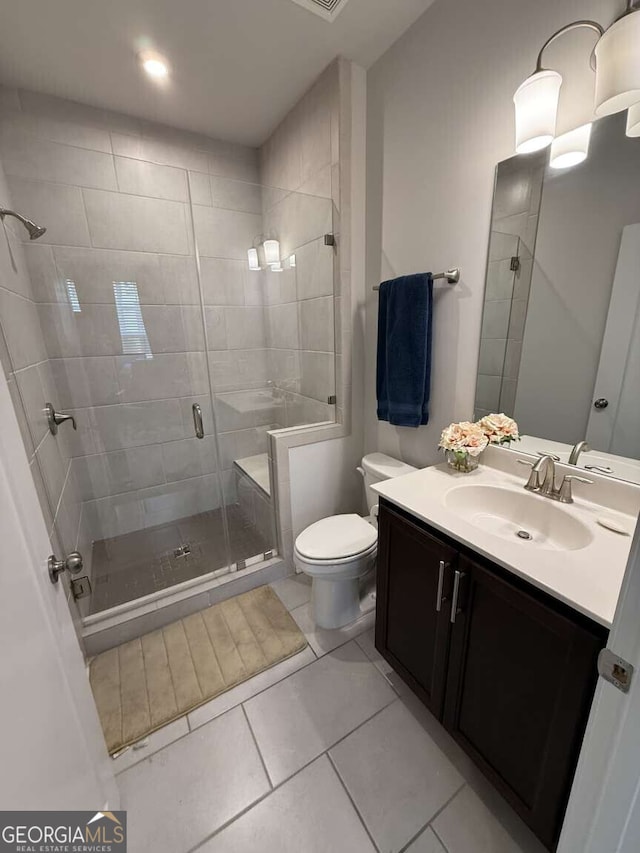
[289,254,296,268]
[514,1,640,154]
[514,70,563,153]
[270,262,284,273]
[263,239,281,266]
[138,49,170,79]
[550,123,592,169]
[247,247,261,271]
[594,4,640,116]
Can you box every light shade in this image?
[626,102,640,137]
[263,239,280,265]
[514,70,563,153]
[550,123,592,169]
[594,12,640,117]
[247,247,260,271]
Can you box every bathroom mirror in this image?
[475,112,640,484]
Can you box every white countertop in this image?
[372,450,640,628]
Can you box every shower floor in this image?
[89,506,271,615]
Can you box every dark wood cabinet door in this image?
[443,554,606,850]
[375,503,457,719]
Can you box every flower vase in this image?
[446,450,479,473]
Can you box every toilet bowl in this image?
[294,453,417,629]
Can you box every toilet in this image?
[294,453,417,629]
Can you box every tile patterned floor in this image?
[115,574,548,853]
[90,505,271,613]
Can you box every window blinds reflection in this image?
[65,279,81,313]
[113,281,152,358]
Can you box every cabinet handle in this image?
[451,570,465,624]
[436,560,448,612]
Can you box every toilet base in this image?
[311,576,362,629]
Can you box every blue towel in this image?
[376,273,433,428]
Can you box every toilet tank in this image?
[361,453,417,513]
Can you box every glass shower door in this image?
[8,163,231,616]
[189,178,336,568]
[5,147,335,618]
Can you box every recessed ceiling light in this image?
[138,50,169,79]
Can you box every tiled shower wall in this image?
[0,87,271,548]
[260,61,339,427]
[259,58,356,567]
[0,151,87,630]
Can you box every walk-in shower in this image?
[0,113,336,627]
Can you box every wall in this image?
[262,59,368,557]
[260,62,338,427]
[365,0,619,469]
[0,87,271,553]
[0,151,88,633]
[515,114,640,443]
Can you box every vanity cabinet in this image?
[376,504,457,717]
[375,500,607,851]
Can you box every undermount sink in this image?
[443,484,594,551]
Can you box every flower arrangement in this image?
[439,414,520,472]
[478,413,520,445]
[439,421,489,472]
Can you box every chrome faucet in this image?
[518,455,593,503]
[568,440,590,465]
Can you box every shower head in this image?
[0,207,47,240]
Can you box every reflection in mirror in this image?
[476,113,640,484]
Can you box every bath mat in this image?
[89,584,307,755]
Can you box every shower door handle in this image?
[192,403,204,439]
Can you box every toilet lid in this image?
[295,514,377,561]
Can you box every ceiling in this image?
[0,0,435,147]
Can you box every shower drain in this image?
[516,530,533,541]
[173,544,192,558]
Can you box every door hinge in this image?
[324,233,336,246]
[510,255,521,273]
[598,648,634,693]
[327,395,337,405]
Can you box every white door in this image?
[558,517,640,852]
[587,223,640,457]
[0,370,117,810]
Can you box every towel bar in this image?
[372,268,460,290]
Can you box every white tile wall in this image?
[0,86,282,543]
[82,189,192,254]
[192,205,262,260]
[6,177,91,246]
[0,129,118,190]
[114,156,188,202]
[199,257,248,306]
